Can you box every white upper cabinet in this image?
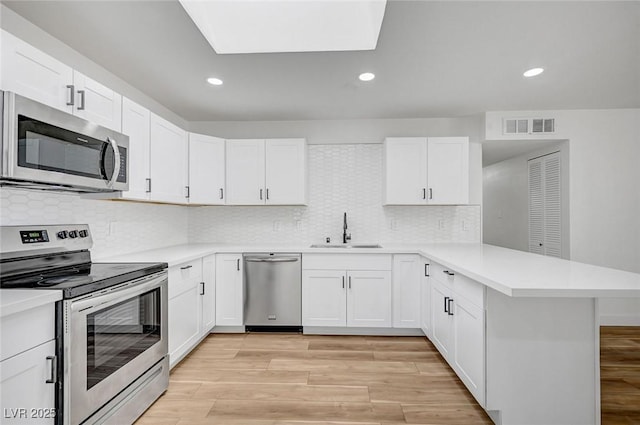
[226,138,307,205]
[427,137,469,205]
[384,137,469,205]
[189,134,226,205]
[72,71,122,131]
[121,97,151,201]
[1,31,122,131]
[149,113,189,204]
[226,139,266,205]
[265,138,307,205]
[1,30,73,113]
[384,137,428,205]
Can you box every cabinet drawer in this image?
[302,254,392,271]
[169,258,203,299]
[430,261,455,286]
[1,303,55,361]
[453,273,485,308]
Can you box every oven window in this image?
[86,288,161,390]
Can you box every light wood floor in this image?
[136,333,492,425]
[601,326,640,425]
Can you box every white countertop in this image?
[0,289,62,318]
[100,243,640,298]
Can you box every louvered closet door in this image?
[528,152,561,258]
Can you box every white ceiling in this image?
[3,1,639,122]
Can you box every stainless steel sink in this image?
[309,244,382,249]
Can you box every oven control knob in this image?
[68,230,78,239]
[78,230,88,238]
[57,231,68,239]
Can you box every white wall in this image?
[485,109,640,324]
[189,144,481,245]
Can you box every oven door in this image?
[64,272,167,425]
[2,91,128,191]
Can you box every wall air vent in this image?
[504,118,555,135]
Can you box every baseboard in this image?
[599,315,640,326]
[212,325,246,333]
[303,326,425,336]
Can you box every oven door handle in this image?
[104,137,121,188]
[69,272,166,313]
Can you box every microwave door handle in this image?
[105,137,121,188]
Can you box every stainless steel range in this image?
[0,224,169,425]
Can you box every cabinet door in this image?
[427,137,469,205]
[225,139,265,205]
[452,295,485,405]
[201,254,216,333]
[189,134,226,205]
[149,114,188,204]
[384,137,428,205]
[72,71,122,131]
[265,138,307,205]
[392,255,421,328]
[1,30,73,113]
[347,270,392,328]
[421,259,432,338]
[121,97,150,201]
[215,254,244,326]
[0,340,56,424]
[168,260,203,367]
[431,280,453,358]
[302,270,347,327]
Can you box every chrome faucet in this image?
[343,212,351,244]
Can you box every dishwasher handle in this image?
[245,257,299,263]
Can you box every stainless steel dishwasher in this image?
[243,253,302,332]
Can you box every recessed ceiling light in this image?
[359,72,375,82]
[207,77,223,86]
[523,68,544,78]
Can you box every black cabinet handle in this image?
[443,270,454,276]
[444,296,449,313]
[66,85,75,106]
[259,189,263,200]
[448,298,454,316]
[424,263,430,277]
[348,276,352,289]
[146,178,152,193]
[342,276,345,289]
[266,188,269,200]
[237,259,240,271]
[180,265,192,270]
[429,188,433,200]
[220,188,224,199]
[422,188,426,199]
[200,282,205,295]
[77,89,86,110]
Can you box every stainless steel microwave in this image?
[1,91,129,192]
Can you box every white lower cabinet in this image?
[0,340,56,425]
[201,255,216,332]
[301,254,392,328]
[168,258,203,367]
[430,261,485,405]
[0,302,57,425]
[392,255,422,328]
[168,256,216,368]
[215,254,244,326]
[301,270,347,327]
[420,257,432,338]
[346,270,392,327]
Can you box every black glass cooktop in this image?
[0,262,167,299]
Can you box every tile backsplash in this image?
[0,188,188,259]
[0,144,480,255]
[188,144,481,245]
